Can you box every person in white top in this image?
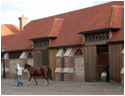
[15,64,24,86]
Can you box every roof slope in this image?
[107,6,124,42]
[1,1,124,51]
[48,1,124,48]
[1,24,19,36]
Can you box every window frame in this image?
[75,48,83,56]
[34,39,49,48]
[85,32,109,42]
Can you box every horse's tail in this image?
[46,66,53,80]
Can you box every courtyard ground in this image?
[1,78,124,95]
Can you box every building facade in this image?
[1,1,124,83]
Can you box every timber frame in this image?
[80,27,124,82]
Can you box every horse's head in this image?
[24,63,31,69]
[24,63,28,70]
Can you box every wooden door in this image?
[42,49,49,66]
[33,51,42,67]
[84,46,97,82]
[109,43,123,83]
[97,53,108,81]
[49,49,58,79]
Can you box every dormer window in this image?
[85,32,109,42]
[34,39,49,48]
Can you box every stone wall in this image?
[3,51,34,79]
[4,58,33,78]
[55,47,85,81]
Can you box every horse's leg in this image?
[32,76,38,86]
[26,75,32,86]
[44,74,49,85]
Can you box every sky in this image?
[1,0,111,28]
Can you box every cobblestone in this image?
[1,78,124,95]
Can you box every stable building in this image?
[1,1,124,83]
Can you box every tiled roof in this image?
[1,1,124,51]
[1,24,19,36]
[107,6,124,42]
[48,1,124,48]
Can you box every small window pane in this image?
[28,52,33,58]
[75,48,83,56]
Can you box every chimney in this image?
[18,15,28,31]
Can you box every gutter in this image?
[3,49,32,53]
[47,44,83,49]
[106,40,124,44]
[78,27,120,34]
[29,36,57,41]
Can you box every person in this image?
[104,64,110,83]
[15,64,24,86]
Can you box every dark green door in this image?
[42,49,49,66]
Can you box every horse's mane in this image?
[25,63,32,67]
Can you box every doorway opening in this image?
[96,44,108,81]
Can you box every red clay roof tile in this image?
[1,24,19,36]
[48,18,64,37]
[107,7,124,42]
[110,5,124,28]
[1,1,124,51]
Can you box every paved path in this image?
[1,78,124,95]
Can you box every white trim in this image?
[55,68,64,73]
[56,49,65,57]
[121,68,124,74]
[20,51,27,59]
[63,68,74,73]
[4,53,9,59]
[121,49,124,54]
[64,48,73,57]
[63,68,69,73]
[5,68,9,72]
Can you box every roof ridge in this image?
[48,18,64,37]
[109,4,124,28]
[1,33,19,37]
[31,1,114,22]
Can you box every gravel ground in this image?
[1,78,124,95]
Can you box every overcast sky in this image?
[1,0,111,27]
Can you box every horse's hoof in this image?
[26,84,29,86]
[45,83,48,86]
[26,82,29,86]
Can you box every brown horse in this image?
[24,63,52,86]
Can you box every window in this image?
[85,32,109,42]
[28,52,33,58]
[75,48,83,56]
[9,52,22,59]
[34,39,49,48]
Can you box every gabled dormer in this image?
[78,5,123,46]
[78,27,120,45]
[29,37,57,49]
[29,18,64,49]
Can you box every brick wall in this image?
[56,57,64,68]
[55,73,64,81]
[63,56,74,81]
[64,57,73,68]
[63,73,74,81]
[55,57,64,80]
[4,58,31,78]
[55,47,85,81]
